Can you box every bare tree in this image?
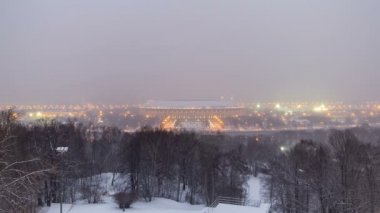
[0,110,51,213]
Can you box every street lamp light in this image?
[56,147,68,213]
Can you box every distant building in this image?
[139,100,244,131]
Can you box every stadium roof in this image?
[141,100,239,109]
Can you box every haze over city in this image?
[3,1,380,213]
[1,0,380,104]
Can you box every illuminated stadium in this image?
[140,100,244,131]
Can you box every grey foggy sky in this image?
[1,0,379,104]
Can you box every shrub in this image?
[113,192,137,211]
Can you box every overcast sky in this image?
[1,0,379,104]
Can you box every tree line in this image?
[0,110,249,212]
[267,130,380,213]
[3,109,380,213]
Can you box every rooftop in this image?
[141,100,239,109]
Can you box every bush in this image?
[80,175,107,203]
[114,192,137,211]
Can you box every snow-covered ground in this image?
[213,203,270,213]
[43,174,269,213]
[44,197,205,213]
[45,200,269,213]
[245,174,268,206]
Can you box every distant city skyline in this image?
[1,0,380,104]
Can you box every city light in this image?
[4,101,380,132]
[313,104,328,112]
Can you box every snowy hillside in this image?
[44,198,269,213]
[44,197,204,213]
[43,174,269,213]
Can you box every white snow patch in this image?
[245,175,264,206]
[45,197,205,213]
[44,198,269,213]
[213,203,269,213]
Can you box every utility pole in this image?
[56,147,68,213]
